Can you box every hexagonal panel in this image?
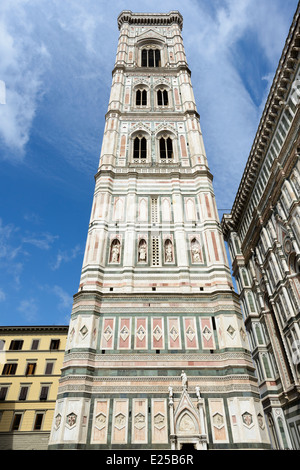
[66,412,77,429]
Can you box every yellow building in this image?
[0,325,68,450]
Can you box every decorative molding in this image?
[117,10,183,30]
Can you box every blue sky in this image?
[0,0,298,326]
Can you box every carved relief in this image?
[118,319,131,349]
[169,325,179,342]
[184,318,198,349]
[95,413,107,431]
[227,325,236,338]
[190,237,202,263]
[153,325,163,342]
[134,413,146,430]
[209,399,228,443]
[136,325,146,342]
[186,325,195,342]
[103,325,113,342]
[178,413,196,433]
[152,318,164,349]
[66,412,77,429]
[242,412,253,428]
[202,325,212,342]
[114,412,126,430]
[120,325,130,342]
[91,399,110,444]
[154,412,165,429]
[212,412,224,429]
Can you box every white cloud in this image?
[179,0,296,209]
[0,0,296,206]
[51,245,81,270]
[0,217,60,288]
[17,297,39,322]
[52,285,72,311]
[23,212,42,224]
[22,232,58,250]
[54,0,103,55]
[0,218,21,261]
[0,1,50,159]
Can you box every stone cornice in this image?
[117,10,183,31]
[62,350,254,366]
[112,64,192,77]
[94,165,214,182]
[0,325,68,333]
[222,4,300,237]
[105,108,200,120]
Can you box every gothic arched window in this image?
[133,136,147,160]
[141,48,161,67]
[157,89,168,106]
[159,136,173,160]
[136,89,147,106]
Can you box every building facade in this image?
[0,325,68,450]
[49,11,270,450]
[222,4,300,450]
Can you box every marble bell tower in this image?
[49,11,271,450]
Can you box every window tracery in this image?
[136,89,147,106]
[157,89,168,106]
[159,136,173,161]
[133,135,147,161]
[141,48,161,67]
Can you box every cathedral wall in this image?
[49,387,270,449]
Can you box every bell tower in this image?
[49,11,271,450]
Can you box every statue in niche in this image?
[191,238,201,263]
[138,239,147,262]
[164,239,173,262]
[110,239,120,263]
[181,370,188,390]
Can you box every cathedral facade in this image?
[222,4,300,450]
[48,11,270,450]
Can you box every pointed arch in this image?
[141,47,161,67]
[186,198,196,221]
[114,197,124,221]
[161,198,171,221]
[176,409,199,435]
[139,198,148,221]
